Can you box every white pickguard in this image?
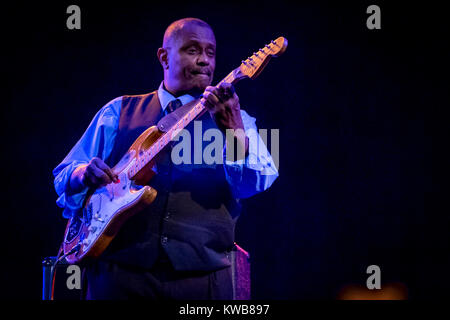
[79,159,149,254]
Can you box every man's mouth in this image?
[191,70,211,77]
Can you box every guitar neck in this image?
[127,70,239,179]
[126,35,288,179]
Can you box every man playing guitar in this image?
[53,17,279,299]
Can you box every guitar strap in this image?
[156,98,205,133]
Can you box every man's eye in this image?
[207,50,215,57]
[187,48,197,54]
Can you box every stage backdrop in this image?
[2,0,444,299]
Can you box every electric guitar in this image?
[62,36,288,263]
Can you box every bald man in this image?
[53,18,278,299]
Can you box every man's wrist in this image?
[68,164,88,195]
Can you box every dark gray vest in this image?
[101,91,241,271]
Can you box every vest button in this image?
[161,236,168,244]
[164,212,171,220]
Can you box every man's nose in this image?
[196,51,210,66]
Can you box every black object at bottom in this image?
[82,258,233,300]
[42,243,250,300]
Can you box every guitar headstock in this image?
[231,36,288,82]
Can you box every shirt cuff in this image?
[54,161,89,218]
[223,129,279,198]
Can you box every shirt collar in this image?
[157,82,196,111]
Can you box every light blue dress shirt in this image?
[53,82,278,218]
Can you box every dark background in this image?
[2,0,446,299]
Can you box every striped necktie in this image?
[164,99,182,116]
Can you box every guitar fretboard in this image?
[125,37,285,179]
[126,72,237,179]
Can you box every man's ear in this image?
[157,48,169,69]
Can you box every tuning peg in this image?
[253,52,263,60]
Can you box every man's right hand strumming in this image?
[69,157,119,194]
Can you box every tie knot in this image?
[166,99,182,114]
